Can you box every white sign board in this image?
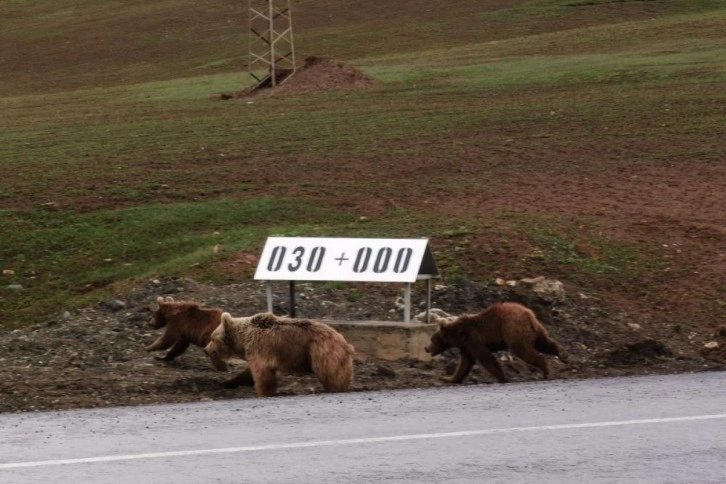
[254,237,431,283]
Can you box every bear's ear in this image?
[221,312,233,329]
[154,296,168,311]
[156,296,175,307]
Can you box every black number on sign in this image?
[393,248,413,273]
[307,246,326,272]
[353,247,372,273]
[268,243,414,274]
[267,246,286,271]
[288,246,305,272]
[373,247,392,273]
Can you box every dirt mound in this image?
[229,56,378,98]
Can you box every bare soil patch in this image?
[1,276,723,413]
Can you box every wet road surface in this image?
[2,372,725,483]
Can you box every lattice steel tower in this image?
[247,0,296,89]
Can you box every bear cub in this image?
[146,296,228,371]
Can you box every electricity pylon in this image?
[247,0,296,90]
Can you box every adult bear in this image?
[146,296,229,372]
[425,302,568,384]
[204,312,355,397]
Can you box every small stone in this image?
[520,276,566,303]
[103,299,127,311]
[374,365,396,378]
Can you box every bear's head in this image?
[204,312,243,364]
[150,296,179,329]
[424,318,458,356]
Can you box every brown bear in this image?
[146,296,229,372]
[425,302,568,384]
[204,312,355,397]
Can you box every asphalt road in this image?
[1,372,725,483]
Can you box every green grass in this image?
[0,198,350,327]
[526,226,644,278]
[0,0,724,327]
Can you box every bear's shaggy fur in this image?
[204,312,355,397]
[146,296,228,371]
[425,302,568,384]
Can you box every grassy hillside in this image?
[0,0,724,328]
